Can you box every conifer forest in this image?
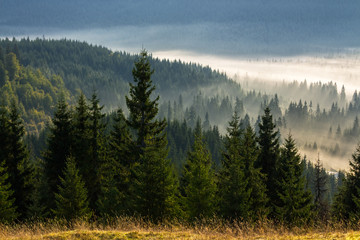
[2,3,360,238]
[0,39,360,230]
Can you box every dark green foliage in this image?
[43,95,73,211]
[257,107,280,215]
[219,112,250,220]
[126,50,179,221]
[181,122,217,221]
[0,61,6,87]
[27,159,48,219]
[5,53,20,81]
[275,134,313,226]
[313,156,329,221]
[6,101,34,219]
[97,108,132,216]
[0,106,11,171]
[73,92,91,177]
[133,137,180,221]
[126,50,158,155]
[0,102,34,219]
[53,157,91,220]
[0,160,18,223]
[240,125,269,220]
[166,119,193,172]
[0,46,4,63]
[332,145,360,223]
[80,92,105,211]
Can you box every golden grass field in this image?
[1,218,360,240]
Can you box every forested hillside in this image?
[1,38,360,170]
[0,50,352,227]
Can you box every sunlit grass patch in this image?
[1,217,360,240]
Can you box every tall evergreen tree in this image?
[126,50,158,157]
[332,144,360,223]
[182,122,217,221]
[126,50,179,221]
[240,125,268,221]
[73,92,91,181]
[0,105,10,176]
[256,107,280,215]
[53,157,91,221]
[43,95,73,211]
[275,134,313,226]
[6,101,33,218]
[0,61,6,87]
[97,108,133,216]
[218,111,250,220]
[313,155,329,221]
[84,92,106,212]
[5,53,20,81]
[0,160,18,223]
[0,45,5,63]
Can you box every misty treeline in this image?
[1,50,359,227]
[157,80,360,159]
[2,38,360,164]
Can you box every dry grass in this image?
[1,217,359,240]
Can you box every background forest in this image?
[1,39,360,227]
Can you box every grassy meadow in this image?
[1,218,360,240]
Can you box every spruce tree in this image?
[0,105,10,176]
[5,52,20,81]
[241,125,268,221]
[53,157,91,220]
[134,136,179,221]
[126,50,179,221]
[73,92,91,182]
[7,101,34,219]
[43,95,73,211]
[97,108,132,216]
[182,122,217,221]
[0,45,4,64]
[313,155,329,221]
[256,107,280,215]
[0,160,18,223]
[126,50,158,157]
[275,134,313,226]
[332,144,360,223]
[219,111,250,220]
[0,61,6,87]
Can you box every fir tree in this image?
[182,122,217,221]
[126,50,179,221]
[126,50,158,157]
[241,125,268,220]
[256,107,280,215]
[0,102,34,219]
[5,52,20,81]
[0,45,4,63]
[73,92,91,182]
[53,157,91,221]
[134,136,180,221]
[332,144,360,223]
[275,134,313,226]
[313,155,329,221]
[43,95,73,212]
[219,111,250,220]
[7,101,34,219]
[0,160,18,223]
[97,108,132,216]
[0,105,10,176]
[0,61,6,87]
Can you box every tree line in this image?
[0,50,358,226]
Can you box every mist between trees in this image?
[2,49,360,228]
